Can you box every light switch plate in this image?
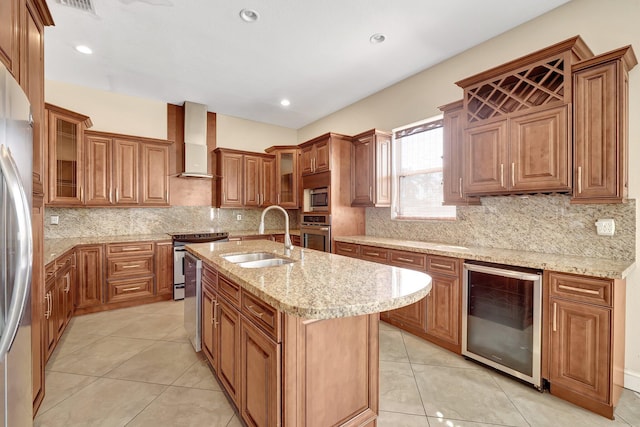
[50,215,59,225]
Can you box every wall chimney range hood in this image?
[180,101,213,178]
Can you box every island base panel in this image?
[284,313,379,427]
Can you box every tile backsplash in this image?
[366,194,635,261]
[44,206,300,238]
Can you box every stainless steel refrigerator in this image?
[0,62,34,427]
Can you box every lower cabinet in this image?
[155,241,173,296]
[240,318,280,427]
[335,241,462,354]
[544,271,625,419]
[217,295,241,405]
[43,250,76,362]
[201,263,377,427]
[76,245,104,310]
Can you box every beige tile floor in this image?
[35,300,640,427]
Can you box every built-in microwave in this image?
[304,187,329,212]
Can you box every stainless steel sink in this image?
[221,252,277,263]
[238,258,295,268]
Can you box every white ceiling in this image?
[44,0,570,129]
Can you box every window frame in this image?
[391,114,456,221]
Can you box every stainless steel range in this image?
[171,232,229,300]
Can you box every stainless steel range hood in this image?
[180,101,213,178]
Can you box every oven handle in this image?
[463,263,541,281]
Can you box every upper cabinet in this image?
[439,100,479,206]
[45,104,93,206]
[266,146,300,208]
[47,126,172,208]
[213,148,276,208]
[456,36,593,197]
[350,129,391,207]
[0,0,19,77]
[572,46,637,204]
[300,134,331,175]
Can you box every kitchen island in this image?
[186,239,432,427]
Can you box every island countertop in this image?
[186,240,432,319]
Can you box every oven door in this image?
[300,225,331,252]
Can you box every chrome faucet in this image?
[259,205,294,255]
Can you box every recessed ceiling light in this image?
[239,8,259,22]
[75,45,93,54]
[369,33,386,44]
[280,99,290,107]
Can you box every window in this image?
[391,115,456,220]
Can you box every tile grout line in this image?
[400,330,431,423]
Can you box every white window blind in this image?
[392,116,456,220]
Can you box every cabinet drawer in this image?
[106,277,154,303]
[427,255,459,276]
[241,290,281,342]
[202,263,217,290]
[219,274,240,307]
[107,255,154,278]
[389,250,427,271]
[360,245,388,263]
[334,242,360,258]
[45,262,56,281]
[107,242,154,256]
[56,251,75,272]
[548,272,612,307]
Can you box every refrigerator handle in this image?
[0,145,33,360]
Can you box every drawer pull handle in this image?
[396,257,415,263]
[365,252,380,257]
[553,302,557,332]
[500,163,504,188]
[121,264,141,269]
[121,247,142,252]
[430,263,451,270]
[44,292,52,319]
[122,286,142,292]
[247,305,265,318]
[341,247,353,252]
[558,284,600,296]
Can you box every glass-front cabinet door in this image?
[267,147,299,208]
[45,104,92,205]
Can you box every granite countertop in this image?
[186,240,432,319]
[43,229,301,265]
[44,234,171,265]
[334,235,635,279]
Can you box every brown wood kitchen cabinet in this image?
[214,148,243,208]
[20,0,53,414]
[300,134,330,175]
[440,100,479,206]
[84,130,171,207]
[456,36,592,197]
[75,244,105,312]
[105,242,154,304]
[334,241,461,353]
[244,153,276,208]
[572,46,637,204]
[214,148,276,208]
[544,271,626,419]
[350,129,391,207]
[0,0,19,75]
[43,250,75,362]
[201,264,218,369]
[45,103,92,205]
[155,241,173,296]
[265,146,299,208]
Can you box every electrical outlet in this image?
[50,215,59,225]
[236,214,242,221]
[595,218,615,236]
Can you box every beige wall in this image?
[216,114,297,151]
[45,80,168,139]
[299,0,640,391]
